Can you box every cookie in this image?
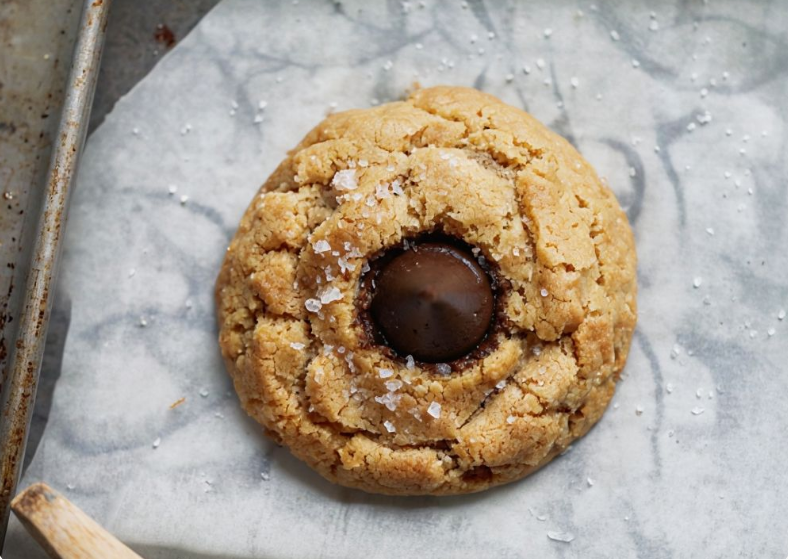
[215,86,637,495]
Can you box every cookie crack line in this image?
[410,101,546,164]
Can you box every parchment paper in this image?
[6,0,788,557]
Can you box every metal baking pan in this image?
[0,0,111,548]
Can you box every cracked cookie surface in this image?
[215,86,638,495]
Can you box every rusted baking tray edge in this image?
[0,0,111,548]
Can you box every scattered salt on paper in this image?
[691,407,705,415]
[547,531,575,543]
[152,437,161,449]
[529,508,547,521]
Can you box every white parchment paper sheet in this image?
[6,0,788,557]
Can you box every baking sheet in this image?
[0,0,110,546]
[5,0,788,556]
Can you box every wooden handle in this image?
[11,483,143,559]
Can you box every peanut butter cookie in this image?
[215,86,637,495]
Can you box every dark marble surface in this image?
[5,0,788,557]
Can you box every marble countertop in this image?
[5,0,788,557]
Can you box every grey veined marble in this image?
[5,0,788,557]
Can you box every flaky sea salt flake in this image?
[385,380,403,392]
[375,392,401,411]
[383,420,396,433]
[427,401,442,419]
[691,407,705,415]
[305,298,323,313]
[378,368,394,378]
[697,111,712,125]
[331,169,358,191]
[529,508,548,521]
[152,437,161,449]
[547,531,575,543]
[290,342,305,350]
[375,183,391,199]
[313,240,331,253]
[318,287,342,304]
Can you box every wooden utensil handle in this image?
[11,483,143,559]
